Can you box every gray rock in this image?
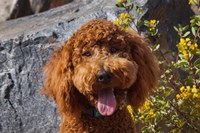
[9,0,33,20]
[29,0,51,14]
[0,0,194,132]
[0,0,18,22]
[0,0,120,132]
[0,0,53,22]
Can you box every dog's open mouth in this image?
[97,89,116,116]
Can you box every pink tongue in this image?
[97,89,116,116]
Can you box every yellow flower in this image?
[140,115,145,119]
[186,86,191,92]
[119,0,123,3]
[119,0,127,3]
[127,105,134,119]
[182,50,188,57]
[180,86,185,92]
[192,88,198,93]
[149,109,154,115]
[144,101,151,107]
[149,109,157,117]
[186,38,190,42]
[193,85,197,88]
[137,7,143,12]
[180,92,191,99]
[179,38,186,46]
[125,27,129,32]
[117,19,123,25]
[193,93,198,98]
[149,27,155,31]
[189,0,196,5]
[194,43,198,48]
[176,94,181,99]
[139,100,151,112]
[127,105,133,113]
[149,20,156,26]
[120,13,125,18]
[190,45,195,50]
[151,113,157,117]
[113,20,119,25]
[124,13,130,18]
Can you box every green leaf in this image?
[196,21,200,26]
[154,29,158,36]
[190,109,196,115]
[194,58,200,66]
[182,25,189,31]
[182,31,190,37]
[173,26,179,32]
[191,27,196,36]
[143,20,150,27]
[170,128,181,133]
[156,20,159,25]
[116,3,123,7]
[152,44,160,51]
[165,89,174,97]
[195,69,200,75]
[178,120,185,128]
[176,60,189,68]
[128,4,133,11]
[196,49,200,55]
[177,99,183,106]
[185,76,194,84]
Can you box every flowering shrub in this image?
[116,0,200,132]
[114,12,131,31]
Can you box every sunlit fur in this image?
[42,19,159,133]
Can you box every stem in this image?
[152,103,183,131]
[194,27,200,42]
[190,26,200,87]
[169,101,200,132]
[159,49,180,91]
[188,58,198,87]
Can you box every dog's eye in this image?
[110,47,117,53]
[82,51,92,57]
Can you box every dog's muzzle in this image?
[97,70,112,84]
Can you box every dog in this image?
[42,19,159,133]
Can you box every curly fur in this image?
[42,19,159,133]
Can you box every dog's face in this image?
[42,19,159,117]
[72,24,138,116]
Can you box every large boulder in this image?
[0,0,18,22]
[0,0,52,22]
[0,0,194,132]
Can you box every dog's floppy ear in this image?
[42,40,83,116]
[127,31,159,109]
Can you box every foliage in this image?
[117,0,200,132]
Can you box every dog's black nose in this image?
[97,70,112,84]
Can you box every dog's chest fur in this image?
[59,108,136,133]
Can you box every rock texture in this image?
[0,0,194,132]
[0,0,53,22]
[0,0,18,22]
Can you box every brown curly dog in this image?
[42,19,159,133]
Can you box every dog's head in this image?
[42,19,159,117]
